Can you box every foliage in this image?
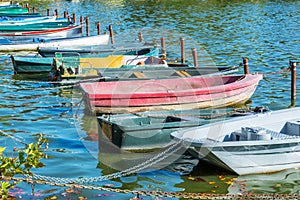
[0,133,48,199]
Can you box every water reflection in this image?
[0,0,299,198]
[229,168,300,194]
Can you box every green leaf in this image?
[0,147,5,154]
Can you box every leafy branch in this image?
[0,133,48,199]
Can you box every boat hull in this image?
[0,21,72,32]
[171,107,300,175]
[80,74,263,114]
[11,46,161,74]
[0,25,82,41]
[97,108,250,152]
[11,56,53,73]
[197,140,300,175]
[0,34,110,51]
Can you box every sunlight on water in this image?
[0,0,300,199]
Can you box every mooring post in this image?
[291,61,297,100]
[97,22,101,35]
[192,48,198,67]
[80,16,84,35]
[180,38,185,64]
[243,57,249,74]
[161,37,166,59]
[138,32,143,42]
[72,13,76,24]
[55,9,58,17]
[85,16,90,36]
[47,9,50,16]
[109,24,114,45]
[26,4,30,13]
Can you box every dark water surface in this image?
[0,0,300,199]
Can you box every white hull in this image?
[171,107,300,175]
[0,25,83,41]
[0,16,61,26]
[0,34,110,51]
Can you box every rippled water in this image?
[1,0,300,199]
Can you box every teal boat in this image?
[0,5,29,15]
[0,20,72,32]
[0,12,42,17]
[38,44,160,57]
[98,107,266,152]
[11,55,54,73]
[11,45,160,74]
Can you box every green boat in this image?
[98,107,266,152]
[97,65,239,82]
[11,55,54,73]
[0,20,72,32]
[11,44,161,74]
[0,5,29,15]
[0,12,42,17]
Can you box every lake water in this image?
[0,0,300,199]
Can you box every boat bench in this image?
[229,121,300,141]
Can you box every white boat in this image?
[0,34,110,51]
[0,25,82,41]
[171,107,300,175]
[0,2,11,7]
[0,16,65,25]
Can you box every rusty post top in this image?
[290,60,297,68]
[242,57,250,74]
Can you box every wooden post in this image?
[97,22,101,35]
[80,16,84,35]
[72,13,76,24]
[291,61,297,100]
[55,9,58,17]
[192,48,198,67]
[180,38,185,64]
[243,57,249,74]
[47,9,50,16]
[161,37,166,58]
[26,4,30,13]
[138,32,143,42]
[85,17,90,36]
[109,24,114,45]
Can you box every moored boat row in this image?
[5,2,296,178]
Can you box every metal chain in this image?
[29,140,185,184]
[0,130,27,145]
[1,176,299,199]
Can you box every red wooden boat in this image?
[80,74,263,114]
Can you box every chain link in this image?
[29,140,185,184]
[1,176,300,199]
